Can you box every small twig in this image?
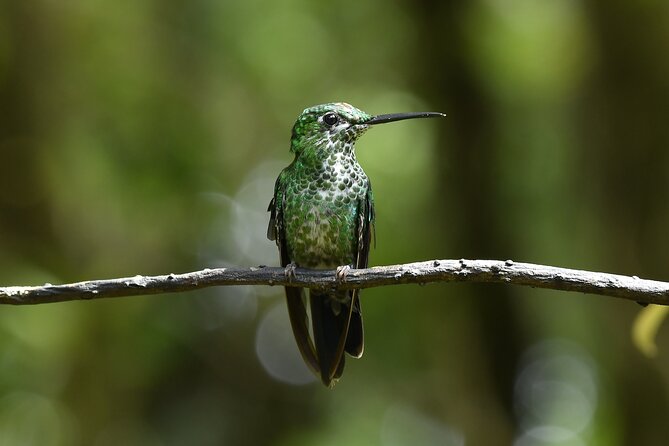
[0,259,667,306]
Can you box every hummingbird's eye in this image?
[322,112,339,126]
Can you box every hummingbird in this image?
[267,102,445,387]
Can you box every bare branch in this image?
[1,259,667,306]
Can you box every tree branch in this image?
[0,259,667,306]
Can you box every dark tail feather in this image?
[285,287,320,375]
[345,293,364,358]
[310,291,348,387]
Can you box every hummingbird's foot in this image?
[335,265,351,282]
[284,262,298,282]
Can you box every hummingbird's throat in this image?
[327,124,369,146]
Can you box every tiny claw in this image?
[284,262,298,282]
[335,265,351,282]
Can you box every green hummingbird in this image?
[267,102,445,387]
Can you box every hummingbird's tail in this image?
[309,290,364,387]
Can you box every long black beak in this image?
[366,111,446,125]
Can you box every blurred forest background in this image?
[1,0,668,445]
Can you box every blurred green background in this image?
[1,0,668,444]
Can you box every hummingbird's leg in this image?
[335,265,351,282]
[284,262,298,282]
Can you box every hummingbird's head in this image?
[289,102,446,158]
[289,102,373,155]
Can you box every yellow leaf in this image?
[632,305,669,357]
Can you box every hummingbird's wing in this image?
[356,184,376,269]
[267,180,320,376]
[346,183,374,358]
